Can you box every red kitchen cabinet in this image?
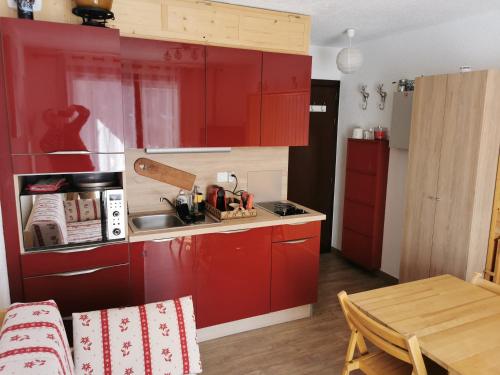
[11,154,125,174]
[271,236,320,312]
[206,46,262,146]
[342,139,389,270]
[272,221,321,243]
[121,38,205,148]
[130,237,195,306]
[0,18,124,154]
[261,52,312,146]
[196,228,271,328]
[23,264,129,317]
[21,243,129,278]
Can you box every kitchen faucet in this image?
[160,196,176,210]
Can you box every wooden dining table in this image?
[349,274,500,375]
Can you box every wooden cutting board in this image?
[134,158,196,191]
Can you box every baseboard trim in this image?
[376,269,399,284]
[196,305,312,342]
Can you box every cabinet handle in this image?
[43,264,126,278]
[219,229,252,234]
[48,151,91,155]
[281,239,310,244]
[287,222,309,226]
[55,246,99,254]
[152,238,175,242]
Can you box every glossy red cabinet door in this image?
[271,236,320,312]
[261,52,312,146]
[272,221,321,242]
[0,18,124,154]
[23,264,129,317]
[130,237,195,306]
[11,154,125,174]
[196,228,271,328]
[121,38,206,148]
[206,46,262,146]
[22,243,129,278]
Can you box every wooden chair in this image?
[338,291,445,375]
[470,272,500,294]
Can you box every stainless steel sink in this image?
[129,211,220,232]
[130,214,185,231]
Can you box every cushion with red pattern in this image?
[0,300,74,375]
[72,296,202,375]
[64,199,101,223]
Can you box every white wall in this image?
[334,11,500,278]
[310,45,342,80]
[0,203,11,307]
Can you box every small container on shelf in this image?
[374,126,387,140]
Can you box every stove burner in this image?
[258,201,308,217]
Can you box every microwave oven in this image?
[19,187,126,252]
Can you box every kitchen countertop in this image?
[128,201,326,243]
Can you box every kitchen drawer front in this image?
[272,221,321,242]
[342,228,378,270]
[344,172,377,206]
[22,243,129,277]
[343,200,375,237]
[271,236,320,311]
[346,139,380,175]
[23,263,130,317]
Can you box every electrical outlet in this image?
[228,172,236,183]
[217,172,229,183]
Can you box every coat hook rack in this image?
[360,85,369,110]
[377,83,387,110]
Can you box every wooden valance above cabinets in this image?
[0,0,311,55]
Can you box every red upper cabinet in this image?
[261,52,312,146]
[121,38,206,148]
[0,18,124,154]
[195,228,271,328]
[206,46,262,146]
[130,237,196,306]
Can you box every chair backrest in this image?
[470,272,500,295]
[338,291,427,375]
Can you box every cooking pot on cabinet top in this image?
[74,0,113,11]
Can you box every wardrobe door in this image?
[430,71,489,279]
[399,75,448,282]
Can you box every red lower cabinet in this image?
[130,237,196,306]
[21,243,129,278]
[271,236,320,312]
[23,263,129,317]
[195,228,272,328]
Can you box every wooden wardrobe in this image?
[400,70,500,282]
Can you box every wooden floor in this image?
[199,251,396,374]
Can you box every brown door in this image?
[288,80,339,253]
